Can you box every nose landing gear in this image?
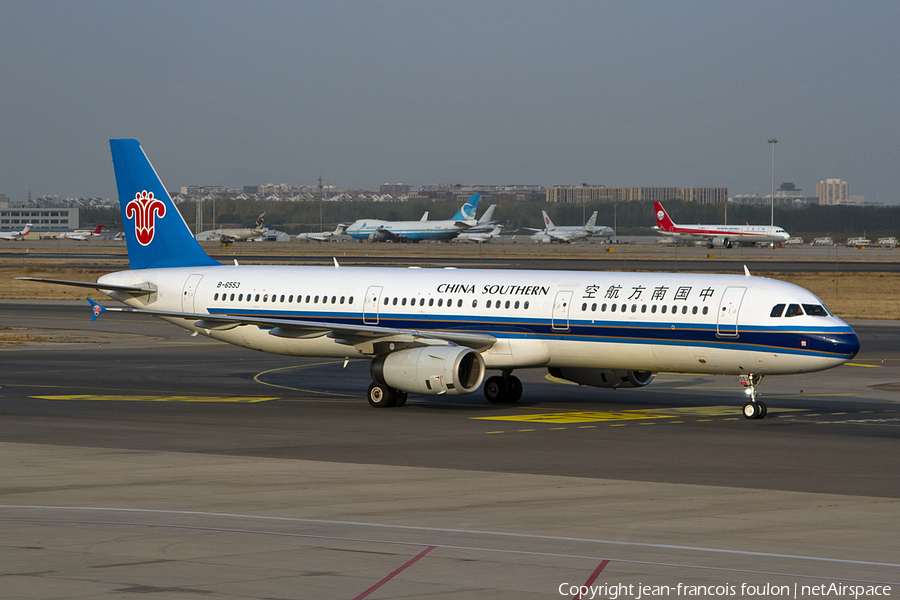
[740,374,767,419]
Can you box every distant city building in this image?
[775,182,803,199]
[816,178,864,205]
[412,184,545,204]
[380,184,410,196]
[547,186,728,204]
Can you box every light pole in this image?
[768,138,778,226]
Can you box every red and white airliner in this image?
[652,202,790,248]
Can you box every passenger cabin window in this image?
[803,304,829,317]
[785,304,803,317]
[770,304,785,317]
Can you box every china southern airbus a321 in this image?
[21,140,859,419]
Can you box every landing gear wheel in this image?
[742,401,767,419]
[367,382,397,408]
[484,376,510,403]
[507,376,523,403]
[394,391,408,407]
[743,402,760,419]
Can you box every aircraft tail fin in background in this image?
[541,210,554,230]
[478,204,496,224]
[451,193,481,221]
[585,211,598,228]
[110,139,219,270]
[653,202,677,232]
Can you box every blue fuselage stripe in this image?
[206,308,858,358]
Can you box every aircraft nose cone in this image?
[842,330,861,359]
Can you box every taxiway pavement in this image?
[1,300,898,598]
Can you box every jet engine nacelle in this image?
[708,237,733,249]
[548,367,655,389]
[371,346,486,395]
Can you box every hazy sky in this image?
[1,1,897,203]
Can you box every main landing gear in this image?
[483,371,523,404]
[367,382,407,408]
[740,373,767,419]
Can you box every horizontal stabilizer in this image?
[17,277,156,295]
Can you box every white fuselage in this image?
[346,219,474,241]
[654,224,791,245]
[99,265,858,377]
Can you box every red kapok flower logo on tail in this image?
[125,191,166,246]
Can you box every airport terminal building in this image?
[0,198,79,230]
[547,186,728,204]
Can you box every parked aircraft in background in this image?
[462,204,497,233]
[54,224,104,241]
[295,223,348,242]
[456,225,503,243]
[652,202,790,248]
[19,140,860,420]
[528,211,614,243]
[346,194,481,242]
[0,224,32,240]
[205,213,267,242]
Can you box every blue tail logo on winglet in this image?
[88,298,106,321]
[110,139,219,270]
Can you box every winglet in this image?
[88,298,107,321]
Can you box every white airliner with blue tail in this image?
[345,194,481,242]
[21,140,859,418]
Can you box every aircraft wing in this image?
[88,300,497,353]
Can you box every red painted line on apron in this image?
[574,560,611,599]
[352,545,437,600]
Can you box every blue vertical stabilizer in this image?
[451,193,481,221]
[109,139,219,270]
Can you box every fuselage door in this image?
[181,274,204,313]
[716,286,746,337]
[363,285,383,324]
[552,290,574,331]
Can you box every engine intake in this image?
[548,367,655,389]
[371,346,485,395]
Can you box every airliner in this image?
[527,211,614,243]
[205,213,267,242]
[653,202,791,248]
[0,223,32,241]
[345,194,480,242]
[20,140,859,419]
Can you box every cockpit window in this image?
[802,304,829,317]
[784,304,803,317]
[770,304,785,318]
